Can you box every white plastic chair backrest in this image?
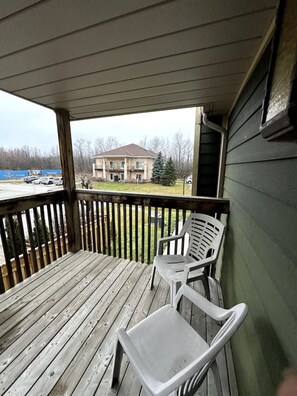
[172,285,248,396]
[183,213,225,261]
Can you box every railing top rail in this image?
[0,190,66,216]
[75,189,229,214]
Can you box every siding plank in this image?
[226,132,297,164]
[225,159,297,208]
[224,178,297,262]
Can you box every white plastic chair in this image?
[110,284,248,396]
[150,213,225,303]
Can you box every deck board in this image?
[0,251,238,396]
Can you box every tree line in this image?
[0,131,193,178]
[0,146,61,170]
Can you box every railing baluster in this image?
[135,204,138,262]
[91,201,96,252]
[0,218,5,291]
[16,212,30,277]
[59,202,67,255]
[40,205,51,265]
[117,203,122,258]
[0,215,14,288]
[153,207,158,257]
[80,200,86,250]
[95,201,101,253]
[141,204,145,263]
[25,209,38,274]
[7,214,23,282]
[111,202,116,257]
[129,204,133,260]
[147,205,151,263]
[53,203,62,258]
[167,208,172,255]
[123,203,127,259]
[100,201,106,255]
[181,209,187,255]
[47,204,57,262]
[106,202,111,256]
[160,207,165,239]
[32,208,45,269]
[0,266,5,293]
[174,209,179,255]
[86,201,91,251]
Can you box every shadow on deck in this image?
[0,251,238,395]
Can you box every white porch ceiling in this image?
[0,0,277,120]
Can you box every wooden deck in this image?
[0,251,238,396]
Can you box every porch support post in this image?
[55,109,81,252]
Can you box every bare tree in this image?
[73,138,92,173]
[138,135,148,148]
[94,136,120,154]
[138,136,170,157]
[138,132,193,177]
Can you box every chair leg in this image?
[150,264,156,290]
[110,337,123,388]
[170,281,181,305]
[211,360,223,396]
[201,273,210,300]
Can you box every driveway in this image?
[0,182,61,200]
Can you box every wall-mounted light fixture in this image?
[260,0,297,141]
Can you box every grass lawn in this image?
[90,179,192,196]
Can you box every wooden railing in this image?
[76,190,229,264]
[0,189,229,293]
[0,190,68,292]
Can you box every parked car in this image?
[53,177,63,186]
[32,178,43,184]
[23,175,39,183]
[40,177,54,185]
[33,177,54,185]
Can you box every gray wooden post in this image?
[55,109,81,252]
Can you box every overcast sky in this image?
[0,90,196,152]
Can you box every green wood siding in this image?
[197,118,221,197]
[221,45,297,395]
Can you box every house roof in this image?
[94,144,156,158]
[0,1,277,120]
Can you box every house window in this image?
[110,161,114,169]
[120,173,124,181]
[110,173,114,181]
[121,161,125,169]
[136,174,142,182]
[135,161,143,169]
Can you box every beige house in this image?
[93,143,156,182]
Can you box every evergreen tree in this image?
[161,157,177,186]
[5,216,23,259]
[33,212,49,247]
[151,152,165,184]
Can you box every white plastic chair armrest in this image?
[157,235,182,255]
[174,285,230,321]
[181,257,215,284]
[117,328,164,395]
[184,256,215,272]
